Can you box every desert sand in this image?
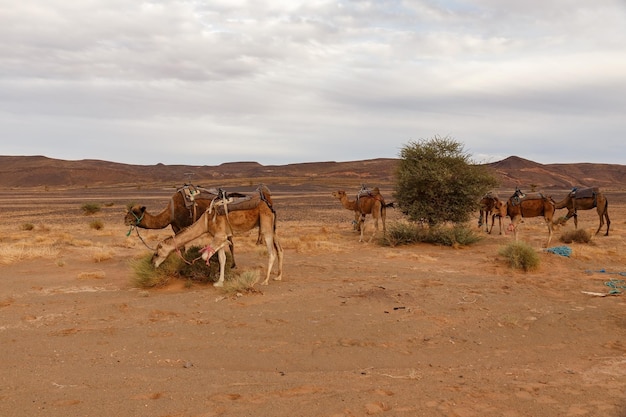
[1,186,625,417]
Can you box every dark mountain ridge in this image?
[1,155,625,192]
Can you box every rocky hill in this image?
[1,155,625,192]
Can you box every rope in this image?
[605,279,626,295]
[545,245,572,257]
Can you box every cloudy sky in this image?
[1,1,625,166]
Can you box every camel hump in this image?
[572,187,599,199]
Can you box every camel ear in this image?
[140,206,147,212]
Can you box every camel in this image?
[502,188,556,247]
[151,192,283,287]
[332,187,391,242]
[478,192,506,234]
[554,187,610,236]
[125,184,272,267]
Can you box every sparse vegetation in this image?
[499,241,541,271]
[81,203,101,215]
[382,222,482,247]
[89,219,104,230]
[21,223,34,231]
[131,246,234,288]
[560,229,592,244]
[219,270,260,295]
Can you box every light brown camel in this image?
[333,188,392,242]
[151,193,283,287]
[554,187,610,236]
[478,192,506,234]
[502,188,556,247]
[125,185,272,267]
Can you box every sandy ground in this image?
[1,187,625,417]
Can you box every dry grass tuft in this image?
[91,247,115,263]
[77,270,106,280]
[220,270,260,295]
[0,243,61,265]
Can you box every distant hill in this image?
[1,155,625,192]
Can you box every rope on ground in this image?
[582,269,626,297]
[545,245,572,257]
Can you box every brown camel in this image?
[478,192,506,234]
[333,187,392,242]
[502,188,556,247]
[125,184,272,267]
[554,187,610,236]
[151,193,283,287]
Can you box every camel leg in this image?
[358,214,366,242]
[368,213,379,243]
[596,204,610,236]
[269,237,284,283]
[213,248,227,287]
[544,218,553,247]
[200,237,229,287]
[259,233,277,286]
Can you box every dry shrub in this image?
[220,270,260,295]
[560,229,592,244]
[131,246,234,288]
[77,270,106,280]
[21,223,34,231]
[81,203,101,215]
[499,241,541,271]
[91,247,115,263]
[89,220,104,230]
[0,243,60,265]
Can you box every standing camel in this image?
[332,187,392,242]
[504,188,556,247]
[151,193,283,287]
[478,192,506,234]
[554,187,610,236]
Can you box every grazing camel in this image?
[504,188,556,247]
[151,192,283,287]
[478,192,506,234]
[126,184,271,266]
[554,187,610,236]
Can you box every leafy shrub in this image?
[81,203,101,215]
[560,229,592,244]
[499,242,540,271]
[382,222,482,247]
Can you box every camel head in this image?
[493,198,508,218]
[332,190,346,199]
[151,238,174,268]
[125,205,146,226]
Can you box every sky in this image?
[1,0,625,167]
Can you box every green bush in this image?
[382,222,482,247]
[499,242,540,271]
[394,136,499,226]
[81,203,101,215]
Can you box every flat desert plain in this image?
[1,186,625,417]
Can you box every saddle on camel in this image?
[151,186,283,287]
[503,187,556,247]
[554,187,610,236]
[125,184,271,268]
